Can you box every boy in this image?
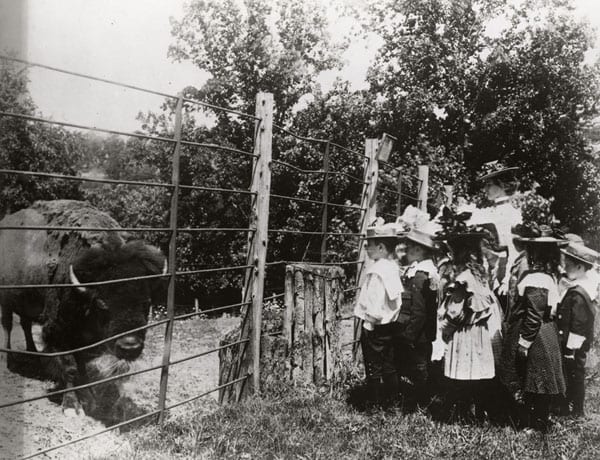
[557,241,599,417]
[396,228,439,407]
[354,223,403,408]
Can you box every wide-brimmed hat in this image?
[563,233,584,245]
[477,160,519,182]
[434,206,493,244]
[403,228,436,249]
[561,242,599,267]
[512,224,567,245]
[363,221,403,240]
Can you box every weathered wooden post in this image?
[283,264,345,384]
[320,142,330,263]
[418,165,429,212]
[219,92,273,403]
[443,184,454,206]
[157,93,183,424]
[353,139,379,362]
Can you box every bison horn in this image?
[162,259,168,276]
[69,265,87,293]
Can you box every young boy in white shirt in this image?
[354,224,403,407]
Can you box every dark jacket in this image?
[556,286,595,352]
[398,270,438,345]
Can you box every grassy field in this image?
[96,357,600,459]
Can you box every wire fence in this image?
[0,54,430,458]
[0,54,266,459]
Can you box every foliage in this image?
[0,59,83,218]
[362,0,600,237]
[169,0,346,125]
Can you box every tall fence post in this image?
[227,92,273,401]
[418,165,429,212]
[320,141,330,263]
[353,138,379,362]
[443,184,454,206]
[396,169,403,216]
[157,93,183,424]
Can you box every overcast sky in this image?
[1,0,600,133]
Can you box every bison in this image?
[0,200,167,417]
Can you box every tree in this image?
[169,0,346,126]
[362,0,600,236]
[0,58,82,218]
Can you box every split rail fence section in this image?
[0,55,428,458]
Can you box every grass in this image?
[88,306,600,459]
[95,371,600,460]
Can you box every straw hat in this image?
[561,243,600,267]
[403,228,436,249]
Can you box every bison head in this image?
[69,240,167,361]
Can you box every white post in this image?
[418,165,429,212]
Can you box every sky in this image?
[1,0,600,134]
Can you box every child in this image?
[436,208,503,422]
[396,228,439,407]
[557,241,599,417]
[354,223,403,408]
[500,224,566,432]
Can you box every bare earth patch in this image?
[0,314,240,459]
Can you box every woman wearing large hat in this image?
[471,160,523,309]
[498,217,567,432]
[435,207,503,421]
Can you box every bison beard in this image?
[0,200,167,423]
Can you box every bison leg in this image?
[1,306,12,350]
[20,317,37,352]
[50,354,85,416]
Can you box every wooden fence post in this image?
[353,139,379,362]
[157,93,183,424]
[320,141,330,263]
[283,264,344,384]
[396,170,403,216]
[231,92,274,400]
[418,165,429,212]
[443,184,454,206]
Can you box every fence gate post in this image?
[225,92,273,401]
[157,93,183,424]
[320,141,330,263]
[352,138,379,362]
[418,165,429,212]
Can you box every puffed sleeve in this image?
[362,274,387,322]
[518,286,547,348]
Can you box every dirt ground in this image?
[0,314,241,460]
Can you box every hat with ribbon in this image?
[561,242,600,267]
[512,224,567,244]
[510,191,566,245]
[363,217,404,240]
[477,160,519,182]
[434,206,494,244]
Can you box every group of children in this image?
[353,161,600,433]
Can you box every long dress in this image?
[499,272,566,395]
[440,269,503,380]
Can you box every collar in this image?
[560,272,599,302]
[493,196,511,205]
